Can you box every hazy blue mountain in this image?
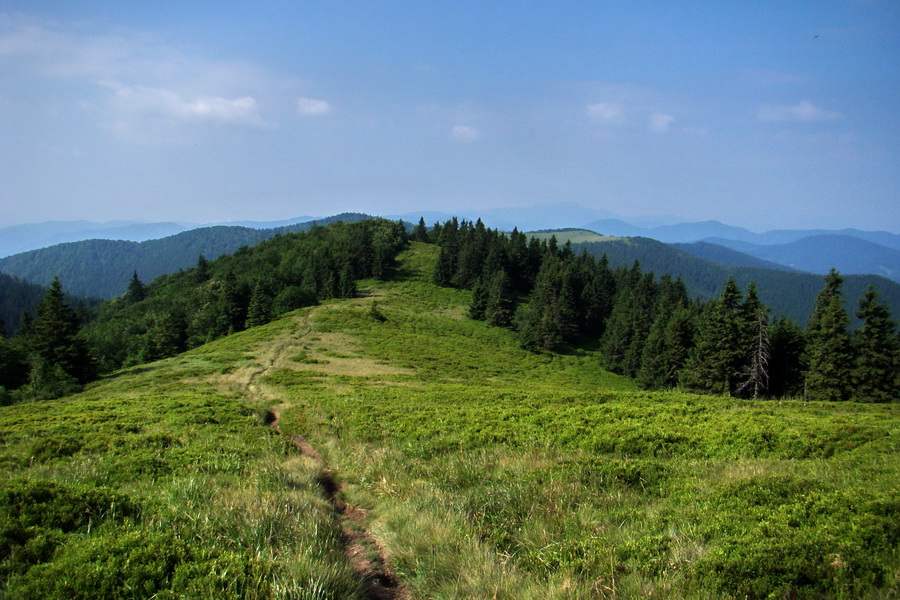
[573,236,900,325]
[0,220,190,258]
[749,228,900,250]
[212,216,315,229]
[580,219,649,238]
[706,235,900,282]
[583,219,760,243]
[673,241,800,272]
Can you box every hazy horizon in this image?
[2,2,898,233]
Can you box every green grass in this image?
[1,241,897,599]
[0,345,362,599]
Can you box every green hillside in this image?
[0,213,374,299]
[1,243,897,599]
[575,236,900,324]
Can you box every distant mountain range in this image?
[535,230,900,325]
[696,235,900,282]
[2,206,898,327]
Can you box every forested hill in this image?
[0,273,96,335]
[0,213,374,299]
[574,237,900,325]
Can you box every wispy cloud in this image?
[450,125,482,142]
[648,112,674,134]
[1,15,277,141]
[587,102,624,122]
[757,101,841,122]
[97,83,271,141]
[297,97,332,116]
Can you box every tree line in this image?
[1,216,896,404]
[421,217,898,402]
[0,219,408,403]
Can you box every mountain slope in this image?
[3,242,895,599]
[673,241,800,272]
[0,213,375,299]
[705,235,900,282]
[574,236,900,324]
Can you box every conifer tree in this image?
[484,269,515,328]
[126,271,146,303]
[468,278,488,321]
[768,316,806,397]
[805,269,853,401]
[195,254,211,283]
[245,283,274,328]
[852,286,899,402]
[338,263,357,299]
[679,277,743,394]
[28,277,92,390]
[413,217,429,242]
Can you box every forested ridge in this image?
[1,216,897,405]
[0,213,374,299]
[1,218,407,402]
[573,236,900,325]
[423,217,899,401]
[0,217,898,599]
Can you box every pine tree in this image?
[338,263,357,299]
[195,254,211,283]
[805,269,853,401]
[413,217,429,242]
[852,286,899,402]
[679,277,744,394]
[484,269,515,328]
[735,283,771,399]
[468,278,488,320]
[245,283,274,329]
[768,316,806,397]
[28,277,92,389]
[126,271,146,303]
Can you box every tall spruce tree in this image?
[126,271,146,303]
[852,286,899,402]
[484,269,515,328]
[768,316,806,397]
[805,269,853,401]
[679,277,744,394]
[28,277,92,391]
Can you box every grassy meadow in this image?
[1,242,898,599]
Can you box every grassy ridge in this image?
[0,320,365,599]
[1,241,897,599]
[272,243,899,599]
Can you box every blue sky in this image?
[1,1,898,231]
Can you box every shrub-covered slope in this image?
[1,242,897,599]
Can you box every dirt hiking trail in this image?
[216,302,409,600]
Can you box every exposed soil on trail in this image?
[214,304,408,600]
[267,410,406,600]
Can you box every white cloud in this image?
[587,102,623,122]
[297,97,331,116]
[757,101,841,122]
[450,125,482,142]
[649,112,674,134]
[2,15,277,141]
[97,82,271,141]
